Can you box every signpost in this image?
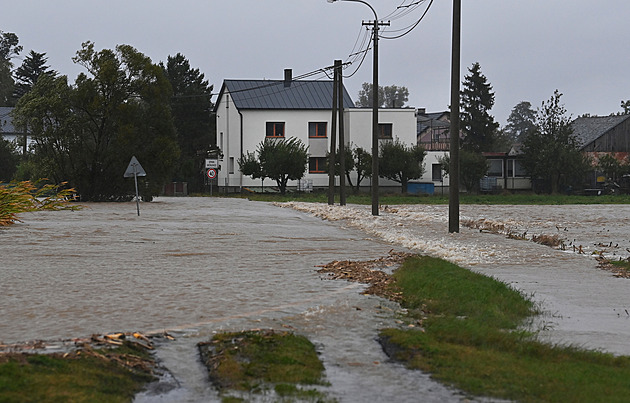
[206,168,217,195]
[124,156,147,216]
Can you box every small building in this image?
[213,69,417,192]
[0,106,33,153]
[572,114,630,161]
[482,146,531,192]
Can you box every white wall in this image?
[215,90,418,190]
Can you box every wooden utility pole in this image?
[328,60,340,205]
[337,60,347,205]
[449,0,461,233]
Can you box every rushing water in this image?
[2,198,629,402]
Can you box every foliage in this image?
[240,137,308,194]
[356,82,409,108]
[12,50,56,100]
[521,90,590,194]
[597,154,629,181]
[505,101,537,143]
[12,42,180,201]
[0,137,19,181]
[161,53,214,193]
[199,330,325,390]
[439,149,488,193]
[0,30,22,106]
[460,62,500,152]
[379,139,425,193]
[353,146,372,191]
[0,180,80,226]
[327,144,355,188]
[0,342,154,402]
[380,255,630,402]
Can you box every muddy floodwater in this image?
[2,197,630,402]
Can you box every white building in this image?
[214,70,417,192]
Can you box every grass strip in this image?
[379,255,630,402]
[0,342,155,403]
[208,191,630,205]
[198,329,333,402]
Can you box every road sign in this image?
[207,168,217,179]
[123,156,146,216]
[124,156,146,178]
[205,159,219,169]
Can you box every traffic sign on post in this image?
[123,156,146,216]
[207,168,217,179]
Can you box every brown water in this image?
[3,198,629,402]
[1,198,470,402]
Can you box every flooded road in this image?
[2,197,629,401]
[1,197,467,402]
[287,202,630,356]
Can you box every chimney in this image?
[284,69,292,87]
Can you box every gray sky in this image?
[4,0,630,125]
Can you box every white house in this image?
[213,70,417,192]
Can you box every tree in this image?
[597,154,628,182]
[240,137,308,195]
[356,83,409,108]
[621,100,630,115]
[460,62,499,152]
[327,145,355,188]
[378,139,425,193]
[353,146,371,192]
[0,136,19,181]
[13,50,56,100]
[505,101,536,143]
[0,31,22,106]
[521,90,590,194]
[161,54,214,192]
[439,150,488,193]
[13,42,179,201]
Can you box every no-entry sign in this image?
[206,168,217,179]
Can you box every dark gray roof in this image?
[0,106,16,134]
[216,80,355,111]
[417,111,450,134]
[571,115,630,147]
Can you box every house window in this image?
[266,122,285,138]
[309,157,327,173]
[309,122,327,138]
[487,159,503,177]
[432,163,442,182]
[512,159,527,177]
[229,157,235,174]
[378,123,393,139]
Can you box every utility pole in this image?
[449,0,461,233]
[363,18,390,216]
[338,60,347,205]
[328,60,339,205]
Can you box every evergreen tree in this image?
[460,62,499,152]
[13,50,56,100]
[505,101,536,143]
[161,53,214,192]
[0,31,22,106]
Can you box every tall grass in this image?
[380,256,630,402]
[0,181,80,226]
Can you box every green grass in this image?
[199,191,630,205]
[198,329,333,402]
[0,342,155,403]
[379,255,630,402]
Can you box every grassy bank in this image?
[0,342,155,403]
[198,329,333,402]
[210,191,630,205]
[380,255,630,402]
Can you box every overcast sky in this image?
[4,1,630,125]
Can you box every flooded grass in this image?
[215,191,630,205]
[198,329,334,402]
[0,342,155,403]
[379,255,630,402]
